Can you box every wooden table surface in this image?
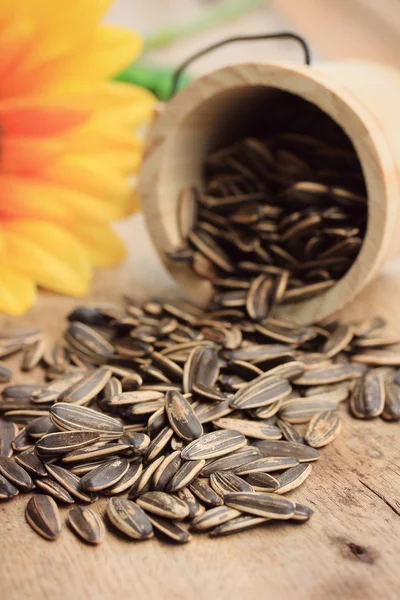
[1,3,400,599]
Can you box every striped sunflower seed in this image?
[191,506,241,532]
[183,344,219,394]
[50,403,123,440]
[189,478,224,506]
[235,456,299,475]
[201,446,260,477]
[153,451,182,491]
[106,497,153,540]
[275,463,313,494]
[68,506,105,544]
[177,487,205,519]
[210,471,253,495]
[213,417,281,440]
[147,514,192,543]
[252,440,320,462]
[108,461,144,495]
[0,474,19,499]
[382,381,400,421]
[25,495,61,540]
[35,431,100,457]
[35,478,75,504]
[15,451,47,477]
[45,463,94,503]
[305,411,341,447]
[59,367,111,405]
[349,371,385,419]
[292,503,314,521]
[80,458,129,492]
[0,419,18,457]
[136,491,190,520]
[165,390,203,441]
[181,430,246,461]
[245,472,280,491]
[0,456,35,490]
[167,459,206,493]
[224,491,295,519]
[209,515,268,537]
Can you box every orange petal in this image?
[0,99,89,136]
[0,176,73,223]
[1,137,64,175]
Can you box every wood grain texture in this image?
[1,216,400,600]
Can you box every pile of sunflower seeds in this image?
[169,130,367,310]
[0,297,399,544]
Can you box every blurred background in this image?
[106,0,400,71]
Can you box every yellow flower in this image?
[0,0,154,315]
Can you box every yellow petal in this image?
[3,221,91,296]
[47,28,143,92]
[0,176,73,223]
[71,222,126,267]
[62,81,154,110]
[21,0,113,66]
[44,156,132,201]
[0,264,36,316]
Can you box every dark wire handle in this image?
[171,32,311,97]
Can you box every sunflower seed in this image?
[61,442,130,464]
[177,487,205,518]
[189,478,224,506]
[245,472,280,491]
[0,473,19,499]
[107,497,153,540]
[235,456,299,475]
[108,461,144,495]
[81,458,129,491]
[15,451,47,477]
[225,491,295,519]
[183,344,219,393]
[275,463,312,493]
[0,420,18,457]
[25,495,61,540]
[277,420,303,443]
[68,506,105,544]
[191,506,241,532]
[253,440,320,462]
[210,471,253,495]
[50,403,123,440]
[0,362,12,383]
[153,451,182,491]
[136,491,189,520]
[147,514,192,543]
[322,324,354,357]
[213,417,281,440]
[349,371,385,419]
[181,430,246,461]
[382,381,400,421]
[292,503,314,521]
[35,478,75,503]
[167,459,206,493]
[209,515,268,537]
[299,414,338,453]
[60,367,111,405]
[21,338,46,371]
[36,431,100,457]
[128,455,165,499]
[165,390,203,441]
[231,375,291,409]
[201,446,260,476]
[279,398,339,424]
[0,456,35,490]
[45,463,94,502]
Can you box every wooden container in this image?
[140,59,400,324]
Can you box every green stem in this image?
[143,0,266,51]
